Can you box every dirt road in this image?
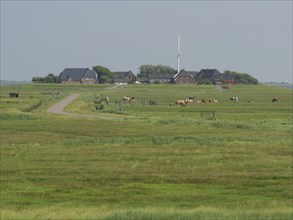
[47,94,111,119]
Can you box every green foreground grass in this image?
[1,84,292,219]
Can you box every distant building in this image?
[112,71,136,85]
[222,72,238,84]
[148,74,174,84]
[174,69,196,84]
[58,68,98,84]
[198,69,221,81]
[186,71,199,79]
[136,77,149,84]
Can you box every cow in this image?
[272,97,280,102]
[123,96,131,101]
[185,99,194,104]
[175,100,186,106]
[208,99,218,103]
[201,99,207,103]
[123,96,136,105]
[129,97,136,105]
[188,96,195,101]
[230,97,238,103]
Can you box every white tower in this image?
[177,34,180,74]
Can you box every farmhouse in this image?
[198,69,221,80]
[174,69,196,84]
[136,77,149,84]
[148,74,174,84]
[112,71,135,85]
[58,68,98,84]
[222,72,238,84]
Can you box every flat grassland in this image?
[1,83,292,219]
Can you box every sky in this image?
[1,1,292,83]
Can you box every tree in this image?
[92,65,113,84]
[45,73,58,83]
[224,70,258,85]
[32,73,58,83]
[32,77,45,83]
[138,64,176,77]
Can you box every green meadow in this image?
[1,83,292,219]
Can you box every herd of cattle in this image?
[171,96,280,106]
[170,97,219,106]
[97,95,281,106]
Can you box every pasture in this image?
[1,83,292,219]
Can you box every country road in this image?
[47,94,111,119]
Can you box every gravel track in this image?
[46,93,111,119]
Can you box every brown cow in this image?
[175,100,186,106]
[185,99,194,104]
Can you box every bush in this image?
[95,104,105,110]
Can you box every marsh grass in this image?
[1,83,292,219]
[1,207,292,220]
[0,112,37,120]
[42,135,291,148]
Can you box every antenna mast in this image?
[177,34,180,74]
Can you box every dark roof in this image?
[148,74,174,80]
[198,69,221,80]
[222,72,237,80]
[58,68,97,81]
[112,71,135,78]
[174,69,194,79]
[136,77,149,82]
[186,71,199,77]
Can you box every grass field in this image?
[1,83,292,219]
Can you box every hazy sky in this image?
[1,1,292,82]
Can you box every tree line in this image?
[32,73,58,83]
[224,70,258,85]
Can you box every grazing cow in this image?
[130,97,136,105]
[188,96,195,100]
[175,100,186,106]
[123,96,136,104]
[196,100,202,103]
[208,99,218,103]
[230,97,238,103]
[201,99,207,103]
[185,99,194,104]
[272,97,280,102]
[123,96,131,101]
